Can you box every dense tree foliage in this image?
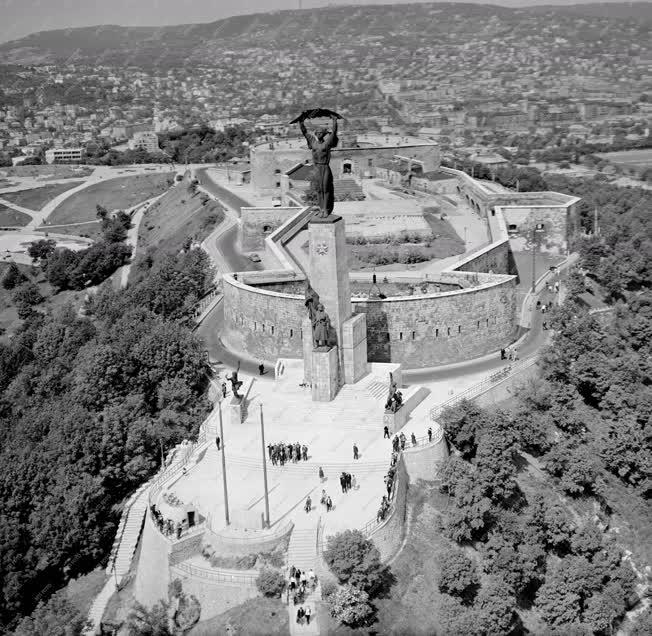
[0,248,212,631]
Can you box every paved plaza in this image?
[158,361,444,540]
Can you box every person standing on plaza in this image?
[353,443,359,460]
[383,425,390,439]
[305,605,312,625]
[427,427,432,443]
[216,436,221,451]
[221,382,227,398]
[305,496,312,513]
[259,362,265,376]
[319,466,324,482]
[411,432,417,447]
[392,435,399,452]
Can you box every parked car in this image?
[248,253,261,263]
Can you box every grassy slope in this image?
[0,204,31,226]
[46,173,171,225]
[2,181,84,210]
[129,177,224,281]
[189,597,288,636]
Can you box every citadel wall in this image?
[222,271,518,368]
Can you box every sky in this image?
[0,0,641,44]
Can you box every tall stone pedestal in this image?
[342,313,367,384]
[383,406,408,434]
[308,217,351,385]
[302,317,313,383]
[229,397,244,426]
[311,346,340,402]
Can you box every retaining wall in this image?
[203,521,294,556]
[402,435,449,482]
[223,272,517,368]
[369,457,408,561]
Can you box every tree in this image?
[438,594,483,635]
[256,567,286,598]
[13,592,87,636]
[2,261,27,289]
[323,530,390,596]
[328,584,374,628]
[439,399,487,458]
[95,204,108,220]
[445,472,494,542]
[438,549,478,601]
[475,576,516,635]
[126,601,171,636]
[27,239,56,263]
[12,282,44,315]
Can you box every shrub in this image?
[323,530,389,595]
[438,549,479,600]
[328,584,374,627]
[2,262,27,290]
[321,578,338,599]
[256,567,286,598]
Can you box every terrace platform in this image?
[156,361,430,540]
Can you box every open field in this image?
[0,164,93,179]
[46,173,172,226]
[36,220,103,240]
[596,148,652,167]
[0,204,31,227]
[2,181,84,210]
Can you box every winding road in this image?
[193,168,561,384]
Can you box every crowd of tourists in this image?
[288,565,317,612]
[150,505,184,540]
[377,448,400,522]
[267,441,309,465]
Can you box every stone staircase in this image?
[334,178,365,201]
[84,483,150,634]
[287,515,322,635]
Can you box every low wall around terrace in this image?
[370,457,408,561]
[402,434,449,482]
[203,521,294,556]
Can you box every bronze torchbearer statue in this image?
[291,108,343,219]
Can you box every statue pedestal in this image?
[311,346,340,402]
[383,405,407,434]
[229,396,244,426]
[342,313,367,384]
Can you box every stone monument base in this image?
[383,405,408,434]
[342,312,367,384]
[229,396,244,426]
[311,345,340,402]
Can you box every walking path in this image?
[84,483,150,635]
[287,514,321,636]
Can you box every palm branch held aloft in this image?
[292,109,342,219]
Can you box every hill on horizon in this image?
[0,1,650,66]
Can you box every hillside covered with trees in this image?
[0,248,214,631]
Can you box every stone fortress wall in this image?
[221,142,579,369]
[250,133,440,194]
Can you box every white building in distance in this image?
[128,131,160,154]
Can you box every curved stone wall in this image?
[222,271,517,369]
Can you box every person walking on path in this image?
[353,443,359,460]
[216,436,221,451]
[304,496,312,513]
[399,432,406,451]
[427,427,432,443]
[392,435,399,452]
[340,473,347,493]
[351,474,357,490]
[383,425,390,439]
[305,605,312,625]
[319,466,325,482]
[326,495,333,512]
[411,432,417,447]
[221,382,227,398]
[258,362,265,375]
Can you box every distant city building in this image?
[45,147,86,164]
[128,131,160,153]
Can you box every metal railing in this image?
[429,355,537,421]
[173,560,258,585]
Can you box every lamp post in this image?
[531,223,546,294]
[217,404,230,526]
[260,404,271,528]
